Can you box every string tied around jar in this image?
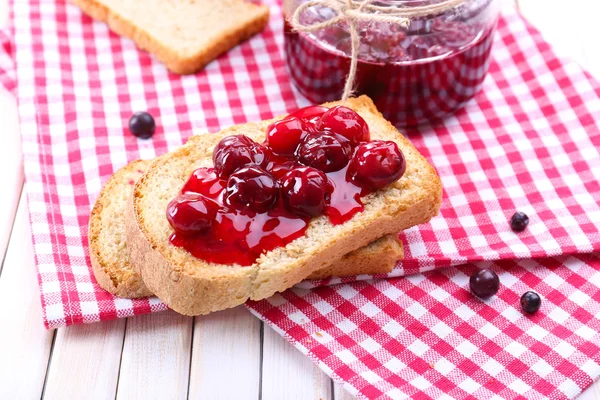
[290,0,468,101]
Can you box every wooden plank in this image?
[580,383,600,400]
[0,91,24,264]
[0,0,21,262]
[334,383,356,400]
[42,319,126,400]
[571,2,600,77]
[518,0,600,74]
[262,325,332,400]
[188,306,261,400]
[0,196,54,399]
[517,0,587,66]
[116,311,193,400]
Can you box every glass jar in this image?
[283,0,500,128]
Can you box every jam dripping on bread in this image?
[166,105,406,266]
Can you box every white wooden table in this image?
[1,1,599,399]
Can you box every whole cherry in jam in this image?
[181,167,222,195]
[225,166,279,213]
[349,140,406,190]
[297,132,352,172]
[280,166,332,217]
[167,193,217,236]
[267,156,300,180]
[317,106,370,144]
[289,105,329,125]
[213,135,269,178]
[265,116,311,155]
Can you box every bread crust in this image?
[127,96,442,315]
[71,0,270,75]
[306,235,403,280]
[89,160,154,298]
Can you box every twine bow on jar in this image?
[289,0,468,101]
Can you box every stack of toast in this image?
[89,96,442,316]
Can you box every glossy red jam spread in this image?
[166,105,406,266]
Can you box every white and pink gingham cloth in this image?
[2,0,600,398]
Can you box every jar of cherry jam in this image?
[283,0,499,127]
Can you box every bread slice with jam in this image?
[127,96,442,315]
[89,159,403,298]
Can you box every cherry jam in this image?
[167,106,406,266]
[169,162,366,266]
[284,1,498,127]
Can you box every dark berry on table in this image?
[520,291,541,314]
[213,135,270,178]
[317,106,370,145]
[349,140,406,190]
[510,211,529,232]
[225,166,279,213]
[129,111,156,139]
[166,193,217,236]
[181,167,222,195]
[280,166,332,217]
[469,269,500,299]
[297,132,352,173]
[266,117,311,155]
[289,105,329,125]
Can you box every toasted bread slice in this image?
[127,96,442,315]
[71,0,270,74]
[89,159,403,298]
[306,234,404,280]
[89,160,153,298]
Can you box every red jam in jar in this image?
[283,0,499,127]
[166,106,406,266]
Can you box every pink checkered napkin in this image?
[7,0,600,397]
[0,28,14,93]
[249,255,600,399]
[12,0,600,329]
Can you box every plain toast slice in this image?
[127,96,442,315]
[306,235,404,280]
[89,160,153,298]
[71,0,270,74]
[89,159,403,298]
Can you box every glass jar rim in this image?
[367,0,473,6]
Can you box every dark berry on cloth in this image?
[510,211,529,232]
[129,111,156,139]
[521,291,541,314]
[470,269,500,299]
